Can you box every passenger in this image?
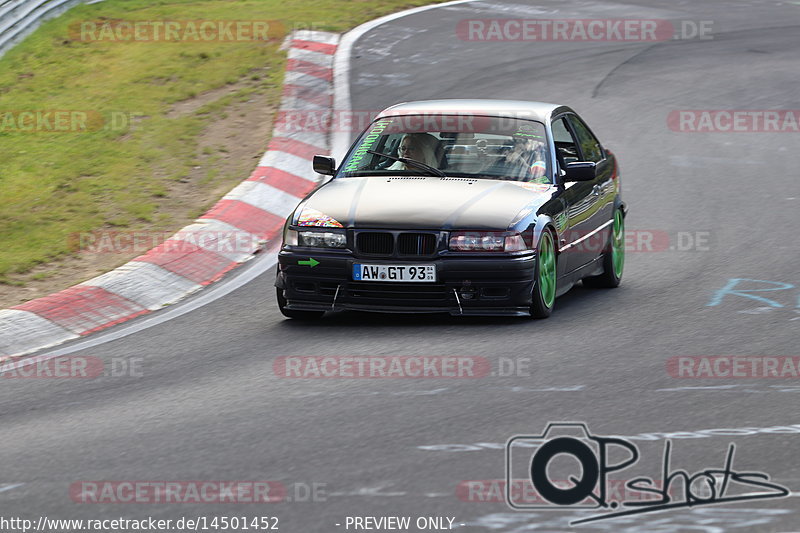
[492,135,548,182]
[387,133,441,170]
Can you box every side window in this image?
[568,115,603,163]
[551,117,580,166]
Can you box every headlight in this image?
[449,231,528,252]
[297,230,347,248]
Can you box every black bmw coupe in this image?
[275,99,625,318]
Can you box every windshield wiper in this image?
[366,150,445,177]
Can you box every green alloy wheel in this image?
[583,208,624,289]
[530,230,557,318]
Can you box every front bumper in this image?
[275,249,537,316]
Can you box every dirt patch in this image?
[0,73,280,308]
[166,71,264,119]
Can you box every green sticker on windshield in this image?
[344,120,391,172]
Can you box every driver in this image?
[387,133,441,170]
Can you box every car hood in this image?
[297,176,556,230]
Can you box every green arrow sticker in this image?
[298,258,319,268]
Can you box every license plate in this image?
[353,264,436,282]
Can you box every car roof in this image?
[376,99,572,123]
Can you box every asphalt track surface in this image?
[2,1,800,531]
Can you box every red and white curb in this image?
[0,30,339,360]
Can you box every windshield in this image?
[338,114,550,183]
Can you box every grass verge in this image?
[0,0,445,305]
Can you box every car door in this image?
[567,113,614,265]
[551,115,601,272]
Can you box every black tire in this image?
[583,208,624,289]
[530,230,557,319]
[276,288,325,320]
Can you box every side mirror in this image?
[564,161,596,182]
[313,155,336,176]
